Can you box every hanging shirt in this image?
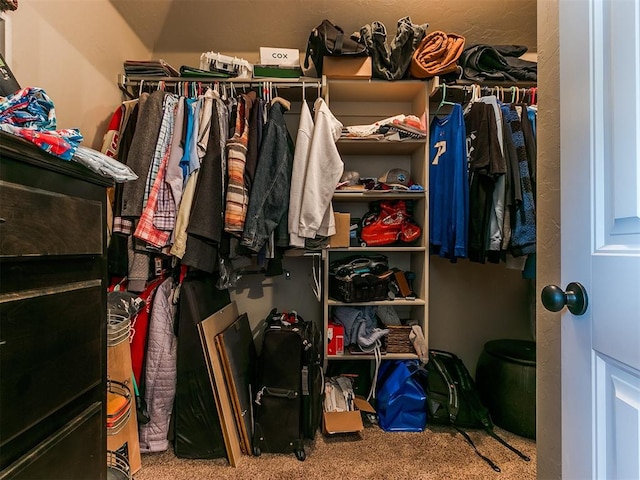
[143,94,178,209]
[465,101,504,263]
[501,104,536,257]
[179,97,197,179]
[429,103,468,261]
[224,94,254,235]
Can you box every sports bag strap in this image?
[429,351,459,422]
[453,426,501,472]
[485,428,531,462]
[450,354,531,463]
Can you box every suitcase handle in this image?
[255,386,299,405]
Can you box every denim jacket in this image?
[241,101,293,252]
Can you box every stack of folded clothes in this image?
[342,113,427,140]
[123,59,179,77]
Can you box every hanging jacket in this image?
[288,101,315,248]
[241,100,294,252]
[182,96,226,273]
[121,90,165,218]
[297,97,344,240]
[138,277,178,453]
[502,104,536,256]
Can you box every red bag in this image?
[359,200,421,247]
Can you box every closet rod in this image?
[430,82,538,106]
[117,73,324,99]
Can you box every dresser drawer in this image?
[0,402,104,480]
[0,283,104,444]
[0,180,103,257]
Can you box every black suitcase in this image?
[252,309,323,461]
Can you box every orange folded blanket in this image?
[410,31,466,78]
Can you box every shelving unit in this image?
[323,78,432,363]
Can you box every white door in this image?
[557,0,640,478]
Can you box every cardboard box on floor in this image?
[322,396,376,435]
[323,56,372,79]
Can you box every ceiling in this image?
[109,0,537,57]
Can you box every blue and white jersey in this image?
[429,104,468,260]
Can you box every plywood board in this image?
[197,301,243,467]
[215,313,256,454]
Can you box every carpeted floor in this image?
[132,425,536,480]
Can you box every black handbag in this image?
[328,254,391,303]
[304,19,368,76]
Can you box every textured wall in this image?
[536,0,561,478]
[110,0,537,61]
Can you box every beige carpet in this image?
[132,425,536,480]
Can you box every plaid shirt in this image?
[113,217,134,235]
[143,94,178,209]
[153,176,177,232]
[135,149,171,248]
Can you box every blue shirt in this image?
[429,104,468,260]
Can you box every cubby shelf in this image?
[323,77,432,366]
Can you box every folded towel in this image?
[410,31,465,79]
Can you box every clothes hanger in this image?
[437,83,457,113]
[271,95,291,111]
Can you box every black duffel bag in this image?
[304,19,368,76]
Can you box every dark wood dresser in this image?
[0,132,112,479]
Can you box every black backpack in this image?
[425,349,530,472]
[304,19,368,76]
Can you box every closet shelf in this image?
[328,298,426,306]
[336,138,425,155]
[333,191,425,202]
[327,245,425,253]
[328,352,419,361]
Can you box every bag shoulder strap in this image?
[454,426,501,472]
[448,352,531,463]
[428,351,459,422]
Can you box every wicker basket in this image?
[385,325,414,354]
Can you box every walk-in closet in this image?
[1,1,564,479]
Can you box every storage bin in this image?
[475,339,536,439]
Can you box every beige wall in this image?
[9,1,150,150]
[536,0,561,478]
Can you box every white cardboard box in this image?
[259,47,300,66]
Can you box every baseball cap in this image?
[378,168,412,188]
